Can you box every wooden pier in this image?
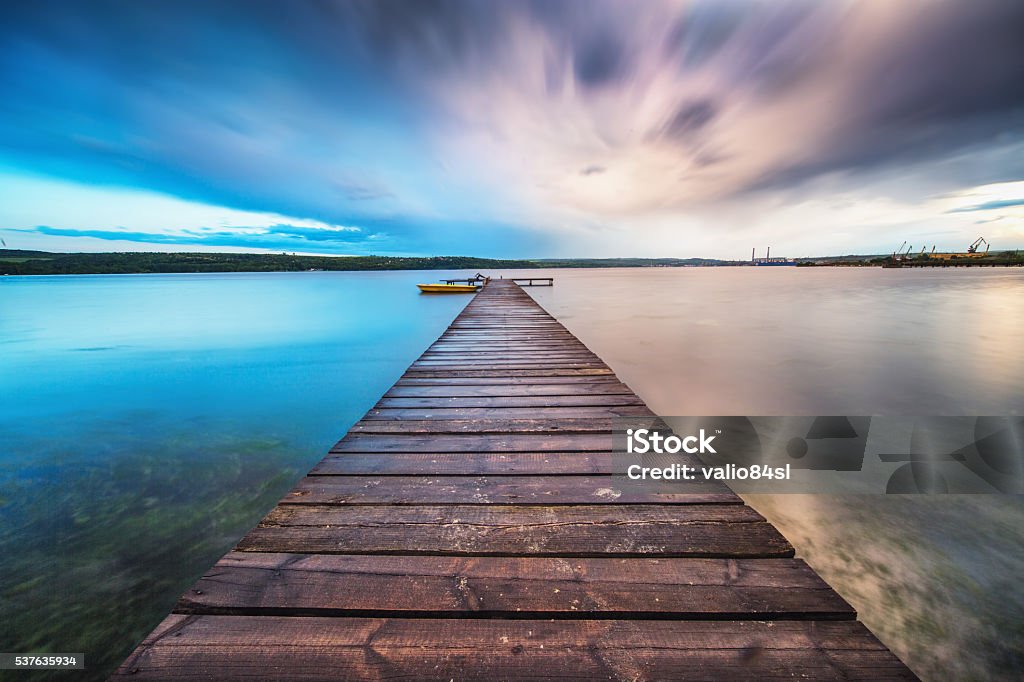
[116,280,914,680]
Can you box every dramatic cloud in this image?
[1,0,1022,256]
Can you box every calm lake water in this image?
[2,267,1022,680]
[521,267,1024,681]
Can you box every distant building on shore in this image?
[751,247,797,266]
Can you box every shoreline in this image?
[3,247,1023,276]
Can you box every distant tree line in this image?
[0,251,542,275]
[0,250,751,275]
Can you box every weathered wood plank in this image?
[426,340,589,347]
[348,417,649,434]
[281,475,734,505]
[312,451,613,475]
[177,554,853,619]
[413,357,604,363]
[385,384,635,397]
[375,394,645,408]
[409,363,611,371]
[115,616,915,681]
[421,347,596,353]
[332,433,613,453]
[417,355,601,362]
[239,504,794,558]
[431,337,585,344]
[363,405,655,420]
[401,368,616,378]
[395,375,624,385]
[417,352,598,357]
[434,334,580,341]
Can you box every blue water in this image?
[2,271,473,437]
[0,271,473,679]
[2,267,1022,681]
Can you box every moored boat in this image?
[416,283,481,293]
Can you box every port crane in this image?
[967,236,990,254]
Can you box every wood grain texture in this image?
[281,475,736,505]
[238,504,794,558]
[115,616,915,681]
[375,394,646,407]
[312,451,614,475]
[348,417,659,434]
[402,368,616,377]
[384,384,635,397]
[177,553,853,619]
[331,433,614,453]
[363,405,655,420]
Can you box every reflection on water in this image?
[0,271,471,680]
[522,267,1024,416]
[2,267,1022,680]
[522,267,1024,681]
[747,494,1024,680]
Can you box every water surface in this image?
[2,267,1022,680]
[521,267,1024,681]
[0,271,471,679]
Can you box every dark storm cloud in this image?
[663,99,718,139]
[743,0,1024,191]
[574,35,629,88]
[339,0,497,74]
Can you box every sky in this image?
[1,0,1023,259]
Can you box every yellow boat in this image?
[416,283,480,293]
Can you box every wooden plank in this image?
[427,340,588,346]
[239,504,794,558]
[422,347,594,354]
[394,376,624,385]
[375,395,646,408]
[421,348,596,354]
[312,452,613,475]
[363,405,655,420]
[414,354,600,360]
[177,554,853,619]
[332,433,613,453]
[385,384,635,397]
[411,356,598,360]
[348,418,646,434]
[115,616,915,681]
[281,475,735,505]
[409,363,610,370]
[422,351,594,356]
[441,328,571,331]
[447,322,565,327]
[436,331,578,337]
[401,368,616,377]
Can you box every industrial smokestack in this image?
[751,247,755,262]
[767,246,770,261]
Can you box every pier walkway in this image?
[116,280,914,680]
